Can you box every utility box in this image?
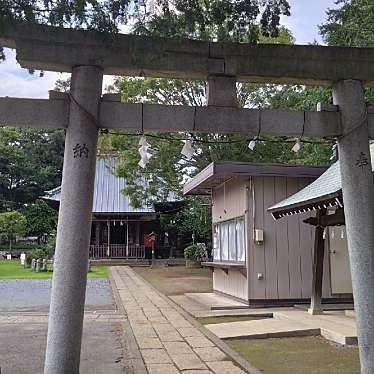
[255,229,264,244]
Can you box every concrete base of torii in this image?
[334,79,374,374]
[44,65,103,374]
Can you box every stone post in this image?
[44,65,103,374]
[333,79,374,373]
[207,75,237,107]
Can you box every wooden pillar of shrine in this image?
[308,209,326,315]
[95,221,101,245]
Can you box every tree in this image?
[0,127,65,211]
[320,0,374,48]
[106,64,333,208]
[23,199,58,242]
[168,196,211,243]
[133,0,290,42]
[0,211,27,250]
[0,0,290,38]
[319,0,374,106]
[1,0,291,65]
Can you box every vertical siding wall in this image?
[249,176,332,301]
[213,269,248,301]
[212,178,249,300]
[212,177,247,223]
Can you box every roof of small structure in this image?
[44,158,172,215]
[183,162,326,195]
[268,144,374,219]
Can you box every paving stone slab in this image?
[163,341,194,355]
[136,337,163,349]
[146,363,180,374]
[141,348,172,364]
[206,318,320,340]
[158,332,185,342]
[169,352,207,371]
[194,347,227,362]
[185,293,248,310]
[132,326,158,338]
[185,336,216,348]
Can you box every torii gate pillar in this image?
[333,79,374,373]
[44,66,103,374]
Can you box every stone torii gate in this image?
[2,22,374,374]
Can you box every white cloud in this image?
[0,48,114,98]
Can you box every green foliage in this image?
[23,199,58,239]
[105,80,333,208]
[0,127,64,211]
[320,0,374,48]
[319,0,374,106]
[1,0,290,43]
[42,232,57,256]
[184,244,198,261]
[0,242,38,250]
[159,197,212,253]
[161,197,211,239]
[104,27,335,242]
[0,211,27,250]
[25,248,45,266]
[134,0,290,42]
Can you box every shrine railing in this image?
[89,244,146,259]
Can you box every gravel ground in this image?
[0,315,126,374]
[0,275,127,373]
[0,278,114,310]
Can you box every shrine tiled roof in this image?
[268,143,374,219]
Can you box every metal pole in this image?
[333,79,374,373]
[44,65,103,374]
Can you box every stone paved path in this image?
[111,266,247,374]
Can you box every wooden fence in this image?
[89,244,145,259]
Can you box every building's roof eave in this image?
[183,162,326,195]
[269,143,374,219]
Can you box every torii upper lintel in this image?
[2,21,374,86]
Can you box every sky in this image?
[0,0,337,99]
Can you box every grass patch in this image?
[132,265,213,295]
[88,265,108,278]
[0,260,108,279]
[226,336,360,374]
[198,315,267,325]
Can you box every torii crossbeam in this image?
[1,21,374,374]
